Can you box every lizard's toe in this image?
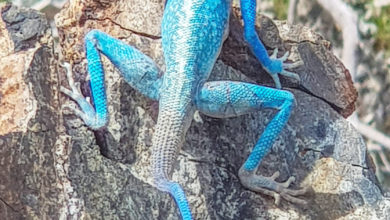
[239,168,308,205]
[279,51,289,62]
[283,60,303,70]
[280,70,300,82]
[270,48,279,59]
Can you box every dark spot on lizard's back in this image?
[1,4,49,52]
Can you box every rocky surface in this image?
[0,1,389,219]
[0,3,65,219]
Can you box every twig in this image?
[374,0,390,8]
[316,0,359,80]
[349,113,390,150]
[31,0,51,11]
[31,0,67,11]
[379,151,390,172]
[287,0,298,24]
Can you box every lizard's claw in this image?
[270,48,279,59]
[265,48,302,89]
[283,60,303,69]
[280,70,300,82]
[60,62,86,102]
[239,168,309,205]
[61,102,86,119]
[60,62,107,129]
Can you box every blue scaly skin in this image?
[61,0,307,219]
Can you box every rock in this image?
[0,3,65,219]
[0,1,388,219]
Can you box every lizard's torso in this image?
[161,0,230,98]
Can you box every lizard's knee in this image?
[84,29,104,42]
[243,31,256,44]
[275,90,295,109]
[283,90,295,107]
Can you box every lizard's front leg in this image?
[240,0,302,89]
[195,81,308,205]
[61,30,162,129]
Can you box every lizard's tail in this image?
[154,176,193,220]
[150,92,195,219]
[151,109,194,219]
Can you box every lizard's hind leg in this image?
[61,30,162,129]
[195,81,308,205]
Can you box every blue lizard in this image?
[61,0,306,219]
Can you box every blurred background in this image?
[2,0,389,191]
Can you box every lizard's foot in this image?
[266,48,302,89]
[60,62,107,129]
[239,167,308,205]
